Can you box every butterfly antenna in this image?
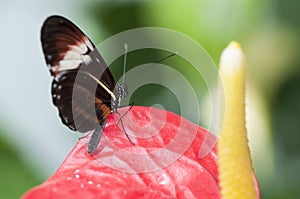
[156,51,178,64]
[125,51,178,83]
[122,43,128,84]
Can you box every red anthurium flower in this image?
[22,106,220,199]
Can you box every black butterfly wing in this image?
[41,15,114,132]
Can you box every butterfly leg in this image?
[116,102,134,125]
[118,117,135,145]
[79,131,93,140]
[114,103,135,145]
[88,120,107,154]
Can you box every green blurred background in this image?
[0,0,299,198]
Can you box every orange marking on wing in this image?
[95,98,111,120]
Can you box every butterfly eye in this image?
[117,83,128,98]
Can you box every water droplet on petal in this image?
[157,173,169,185]
[75,174,80,179]
[66,177,72,181]
[74,169,80,179]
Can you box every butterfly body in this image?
[41,15,127,154]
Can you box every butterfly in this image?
[41,15,130,154]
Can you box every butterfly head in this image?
[111,83,128,112]
[116,82,128,99]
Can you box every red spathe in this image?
[22,106,220,199]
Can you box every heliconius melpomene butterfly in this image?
[41,15,130,154]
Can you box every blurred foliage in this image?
[109,48,207,124]
[269,0,300,198]
[277,0,300,27]
[88,2,209,125]
[271,71,300,198]
[110,49,182,116]
[0,128,42,199]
